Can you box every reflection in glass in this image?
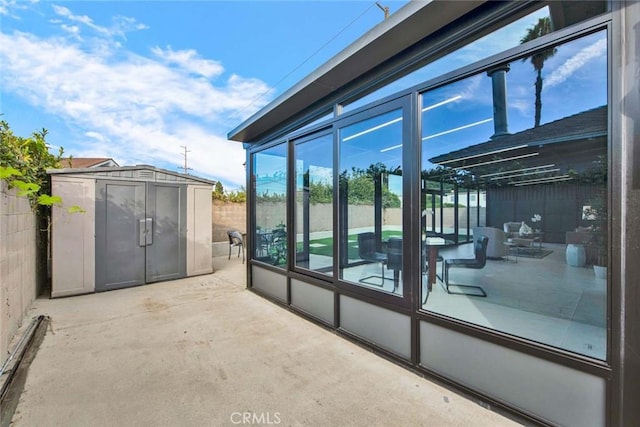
[342,3,606,114]
[339,109,403,294]
[294,133,334,275]
[421,31,608,360]
[253,144,288,267]
[344,6,554,113]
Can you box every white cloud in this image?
[545,37,607,89]
[52,5,107,34]
[84,131,106,142]
[111,15,148,37]
[60,24,80,37]
[51,4,148,39]
[508,83,534,117]
[0,26,271,187]
[1,0,38,17]
[151,46,224,79]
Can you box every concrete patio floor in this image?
[10,256,520,426]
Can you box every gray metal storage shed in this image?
[48,166,214,297]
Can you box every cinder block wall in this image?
[211,201,487,258]
[212,201,246,242]
[212,201,246,257]
[0,182,37,363]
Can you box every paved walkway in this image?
[11,256,520,426]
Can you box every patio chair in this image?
[256,231,271,257]
[357,232,388,287]
[473,226,508,258]
[227,230,245,263]
[442,235,488,297]
[386,237,402,291]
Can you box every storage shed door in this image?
[145,183,186,283]
[95,181,146,291]
[95,181,186,291]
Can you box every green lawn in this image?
[297,230,403,258]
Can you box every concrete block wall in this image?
[212,201,246,242]
[211,201,487,257]
[0,182,37,363]
[212,201,246,258]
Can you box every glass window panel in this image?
[253,144,288,267]
[342,2,606,114]
[339,109,403,295]
[343,6,552,113]
[297,111,333,134]
[421,30,608,360]
[294,133,334,275]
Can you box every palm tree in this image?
[520,17,557,127]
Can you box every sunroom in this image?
[229,1,639,425]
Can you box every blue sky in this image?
[1,1,607,193]
[0,0,407,189]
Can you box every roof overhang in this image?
[228,0,487,143]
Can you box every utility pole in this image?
[376,2,389,20]
[179,145,193,175]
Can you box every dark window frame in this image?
[244,11,614,375]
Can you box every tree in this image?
[520,17,557,128]
[0,120,63,207]
[213,181,224,200]
[227,187,246,203]
[308,180,332,204]
[212,181,246,203]
[339,165,401,208]
[0,120,72,293]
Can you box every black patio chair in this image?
[357,232,387,287]
[256,231,271,257]
[227,230,245,263]
[442,235,488,297]
[386,237,402,291]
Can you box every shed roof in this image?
[47,165,216,186]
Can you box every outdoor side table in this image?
[503,241,518,263]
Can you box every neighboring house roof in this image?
[429,106,607,166]
[61,157,120,168]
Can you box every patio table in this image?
[424,237,454,290]
[503,241,519,263]
[510,234,543,253]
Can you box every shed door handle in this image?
[138,218,153,246]
[145,218,153,246]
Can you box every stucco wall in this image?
[0,182,37,364]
